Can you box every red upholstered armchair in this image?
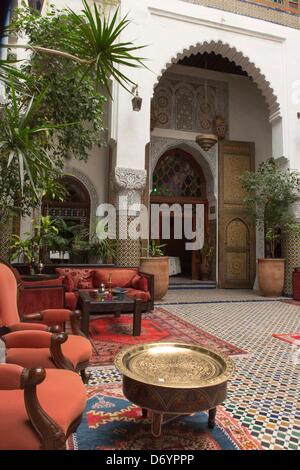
[0,262,92,381]
[0,364,86,450]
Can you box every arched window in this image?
[42,176,91,232]
[152,148,206,199]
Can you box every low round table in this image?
[115,342,235,437]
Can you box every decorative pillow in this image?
[131,274,149,292]
[77,274,94,289]
[56,268,93,289]
[63,274,75,292]
[93,269,138,288]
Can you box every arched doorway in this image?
[42,175,91,236]
[151,148,208,279]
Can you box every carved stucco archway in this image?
[153,40,281,122]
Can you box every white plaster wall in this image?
[111,0,300,172]
[64,145,109,208]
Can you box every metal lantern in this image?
[132,85,142,111]
[196,134,218,152]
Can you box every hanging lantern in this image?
[196,134,218,152]
[214,115,227,140]
[131,84,142,111]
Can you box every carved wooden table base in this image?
[142,407,217,437]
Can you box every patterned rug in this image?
[68,383,261,450]
[89,307,247,365]
[272,332,300,346]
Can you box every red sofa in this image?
[55,267,154,312]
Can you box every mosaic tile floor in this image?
[87,289,300,451]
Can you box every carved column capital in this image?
[114,167,147,191]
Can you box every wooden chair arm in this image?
[21,368,66,450]
[69,310,85,337]
[50,332,75,371]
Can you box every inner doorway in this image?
[151,148,208,280]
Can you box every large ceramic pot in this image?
[258,258,285,297]
[140,256,169,300]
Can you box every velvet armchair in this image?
[0,262,92,381]
[0,364,86,450]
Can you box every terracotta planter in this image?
[140,256,169,300]
[258,258,285,297]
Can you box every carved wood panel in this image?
[218,141,256,288]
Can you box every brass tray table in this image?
[115,342,235,437]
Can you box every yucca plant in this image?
[0,58,29,92]
[66,1,145,94]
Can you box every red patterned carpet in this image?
[272,332,300,346]
[89,307,247,366]
[68,384,261,450]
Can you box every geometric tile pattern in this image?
[283,230,300,296]
[88,291,300,450]
[181,0,300,30]
[166,298,300,450]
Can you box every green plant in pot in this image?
[240,158,300,297]
[140,240,168,300]
[200,242,214,281]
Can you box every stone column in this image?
[113,167,147,267]
[282,203,300,296]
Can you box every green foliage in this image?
[146,240,167,257]
[240,158,300,258]
[10,234,35,263]
[72,218,116,262]
[66,1,146,94]
[0,81,64,195]
[200,242,214,268]
[10,3,106,162]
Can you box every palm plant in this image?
[66,1,145,94]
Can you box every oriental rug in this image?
[89,307,247,366]
[272,332,300,346]
[68,383,261,450]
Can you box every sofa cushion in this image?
[131,274,149,292]
[125,288,151,302]
[93,268,138,288]
[56,268,93,289]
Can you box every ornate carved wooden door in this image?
[218,141,256,288]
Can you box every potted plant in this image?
[240,158,300,297]
[140,240,168,300]
[200,242,214,281]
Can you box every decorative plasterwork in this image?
[154,40,281,122]
[114,167,147,208]
[64,166,99,232]
[153,74,228,135]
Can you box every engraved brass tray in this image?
[115,342,235,389]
